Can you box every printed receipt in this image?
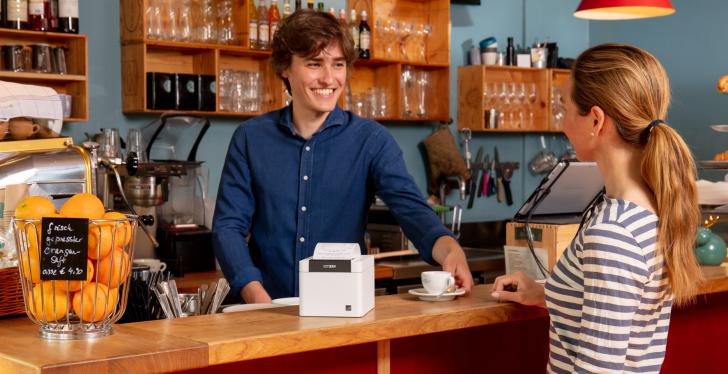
[312,243,361,260]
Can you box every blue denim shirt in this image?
[212,105,452,299]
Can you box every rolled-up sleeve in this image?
[212,124,263,295]
[368,126,453,265]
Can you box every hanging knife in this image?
[494,147,503,203]
[467,146,484,209]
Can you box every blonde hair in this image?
[571,43,701,306]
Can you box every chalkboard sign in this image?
[40,217,89,281]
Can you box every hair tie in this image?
[641,119,664,143]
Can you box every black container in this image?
[198,74,216,111]
[156,226,215,277]
[175,73,199,110]
[146,72,176,110]
[546,42,559,68]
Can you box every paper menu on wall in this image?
[0,80,63,134]
[503,245,549,281]
[312,243,361,260]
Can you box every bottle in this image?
[248,0,258,49]
[358,10,370,59]
[282,0,291,19]
[349,9,359,51]
[337,8,346,27]
[327,7,335,17]
[316,2,323,12]
[58,0,76,33]
[506,37,515,66]
[306,0,313,10]
[269,0,280,41]
[49,0,58,31]
[28,0,50,31]
[5,0,29,30]
[294,0,301,12]
[257,0,269,49]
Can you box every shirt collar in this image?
[277,104,347,136]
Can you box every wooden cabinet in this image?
[120,0,448,121]
[348,0,451,122]
[457,65,570,132]
[0,29,88,122]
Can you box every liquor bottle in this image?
[506,37,515,66]
[316,2,323,12]
[358,10,370,59]
[28,0,50,31]
[257,0,269,49]
[5,0,28,30]
[58,0,77,33]
[282,0,291,19]
[294,0,301,12]
[349,9,359,51]
[49,0,58,31]
[306,0,313,10]
[249,0,258,49]
[269,0,280,41]
[327,7,335,17]
[337,8,346,27]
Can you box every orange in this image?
[52,259,94,293]
[87,225,114,260]
[72,282,118,322]
[102,211,132,247]
[19,250,41,284]
[27,282,69,322]
[59,193,105,220]
[96,249,130,288]
[14,195,57,231]
[24,212,61,260]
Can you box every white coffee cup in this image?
[133,258,167,272]
[421,271,455,295]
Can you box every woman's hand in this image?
[491,271,546,308]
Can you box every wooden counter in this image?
[1,276,727,373]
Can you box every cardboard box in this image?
[505,222,579,273]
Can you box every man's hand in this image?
[432,236,474,292]
[240,281,273,304]
[491,271,546,307]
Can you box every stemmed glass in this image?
[399,23,413,61]
[498,82,509,128]
[416,70,429,117]
[385,20,398,59]
[517,83,527,129]
[508,82,518,128]
[419,24,431,63]
[528,83,538,128]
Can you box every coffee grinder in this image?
[137,114,215,276]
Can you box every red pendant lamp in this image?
[574,0,675,20]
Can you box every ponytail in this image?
[641,124,702,306]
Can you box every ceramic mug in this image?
[421,271,455,295]
[133,258,167,272]
[8,118,40,140]
[0,120,9,140]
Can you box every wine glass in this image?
[528,83,538,128]
[420,24,431,63]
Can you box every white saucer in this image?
[408,287,465,301]
[272,297,300,306]
[222,303,283,313]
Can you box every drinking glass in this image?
[217,0,237,44]
[416,70,429,117]
[101,128,121,161]
[161,0,178,41]
[528,83,538,128]
[32,44,52,73]
[177,0,193,42]
[401,65,414,117]
[498,82,509,128]
[399,23,413,61]
[52,46,67,74]
[146,0,162,39]
[197,0,217,43]
[385,20,398,59]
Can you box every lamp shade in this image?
[574,0,675,20]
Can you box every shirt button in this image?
[299,237,305,243]
[305,146,311,151]
[301,206,307,212]
[303,175,309,181]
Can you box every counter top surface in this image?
[1,275,727,373]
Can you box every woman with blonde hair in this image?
[491,43,701,373]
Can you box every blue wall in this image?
[589,0,728,173]
[66,0,589,223]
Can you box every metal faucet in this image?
[438,175,467,223]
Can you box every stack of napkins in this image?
[0,80,63,135]
[312,243,361,260]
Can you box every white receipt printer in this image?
[299,243,374,317]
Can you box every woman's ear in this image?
[591,106,606,136]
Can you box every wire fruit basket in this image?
[13,215,137,340]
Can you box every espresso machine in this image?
[96,114,215,276]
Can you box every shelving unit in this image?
[0,29,88,122]
[121,0,449,122]
[457,65,570,133]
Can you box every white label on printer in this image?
[503,245,548,281]
[312,243,361,260]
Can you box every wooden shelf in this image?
[0,71,86,82]
[142,39,272,58]
[0,30,88,122]
[457,65,569,133]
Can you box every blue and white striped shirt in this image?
[545,198,670,374]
